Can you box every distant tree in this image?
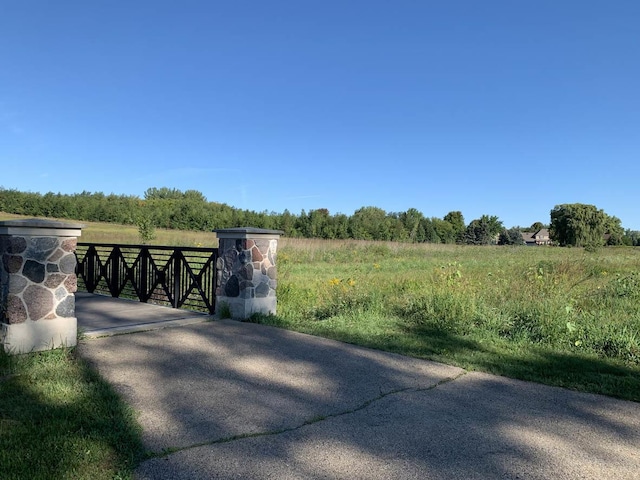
[400,208,424,242]
[420,218,440,243]
[443,211,465,243]
[530,221,545,232]
[464,215,503,245]
[623,230,640,246]
[498,227,525,245]
[349,206,391,240]
[136,217,156,243]
[432,218,456,244]
[604,215,625,245]
[144,187,184,200]
[549,204,613,248]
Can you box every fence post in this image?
[0,219,83,354]
[140,246,149,302]
[172,251,182,308]
[214,227,283,320]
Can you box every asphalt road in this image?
[76,295,640,479]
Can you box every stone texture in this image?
[64,275,77,293]
[255,281,270,298]
[23,260,46,283]
[8,275,28,294]
[47,248,64,262]
[56,295,75,318]
[251,246,263,262]
[267,266,277,280]
[225,275,240,297]
[223,249,237,269]
[55,286,67,300]
[44,273,67,289]
[26,237,58,261]
[61,237,77,252]
[4,255,23,274]
[255,239,270,252]
[7,237,27,254]
[238,263,253,281]
[59,253,77,274]
[215,231,280,318]
[1,229,80,350]
[6,294,28,324]
[23,285,54,321]
[238,249,251,265]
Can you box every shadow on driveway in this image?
[77,318,640,480]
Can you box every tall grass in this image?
[0,212,217,246]
[263,240,640,400]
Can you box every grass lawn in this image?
[0,348,144,480]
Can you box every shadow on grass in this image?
[77,310,640,480]
[405,322,640,402]
[257,314,640,402]
[0,348,145,480]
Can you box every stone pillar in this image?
[214,227,283,320]
[0,219,83,354]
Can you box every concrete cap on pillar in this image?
[0,219,84,237]
[214,227,283,239]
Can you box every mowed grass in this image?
[0,348,144,480]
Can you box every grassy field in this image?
[1,213,639,477]
[263,238,640,401]
[0,212,218,246]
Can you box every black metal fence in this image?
[75,243,219,314]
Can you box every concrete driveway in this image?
[75,298,640,480]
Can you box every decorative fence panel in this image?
[75,243,219,314]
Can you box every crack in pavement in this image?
[144,370,469,460]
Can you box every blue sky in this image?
[1,1,639,229]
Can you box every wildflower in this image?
[329,278,341,286]
[373,263,380,269]
[347,279,356,287]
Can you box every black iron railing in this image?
[75,243,218,314]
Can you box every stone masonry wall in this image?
[216,237,278,301]
[1,235,78,324]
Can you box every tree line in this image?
[1,187,638,246]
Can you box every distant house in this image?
[521,228,552,246]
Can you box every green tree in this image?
[498,227,525,245]
[529,221,545,232]
[431,218,456,243]
[604,215,625,245]
[349,206,390,240]
[400,208,424,242]
[549,204,612,248]
[136,217,156,243]
[443,211,465,243]
[623,230,640,246]
[464,215,503,245]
